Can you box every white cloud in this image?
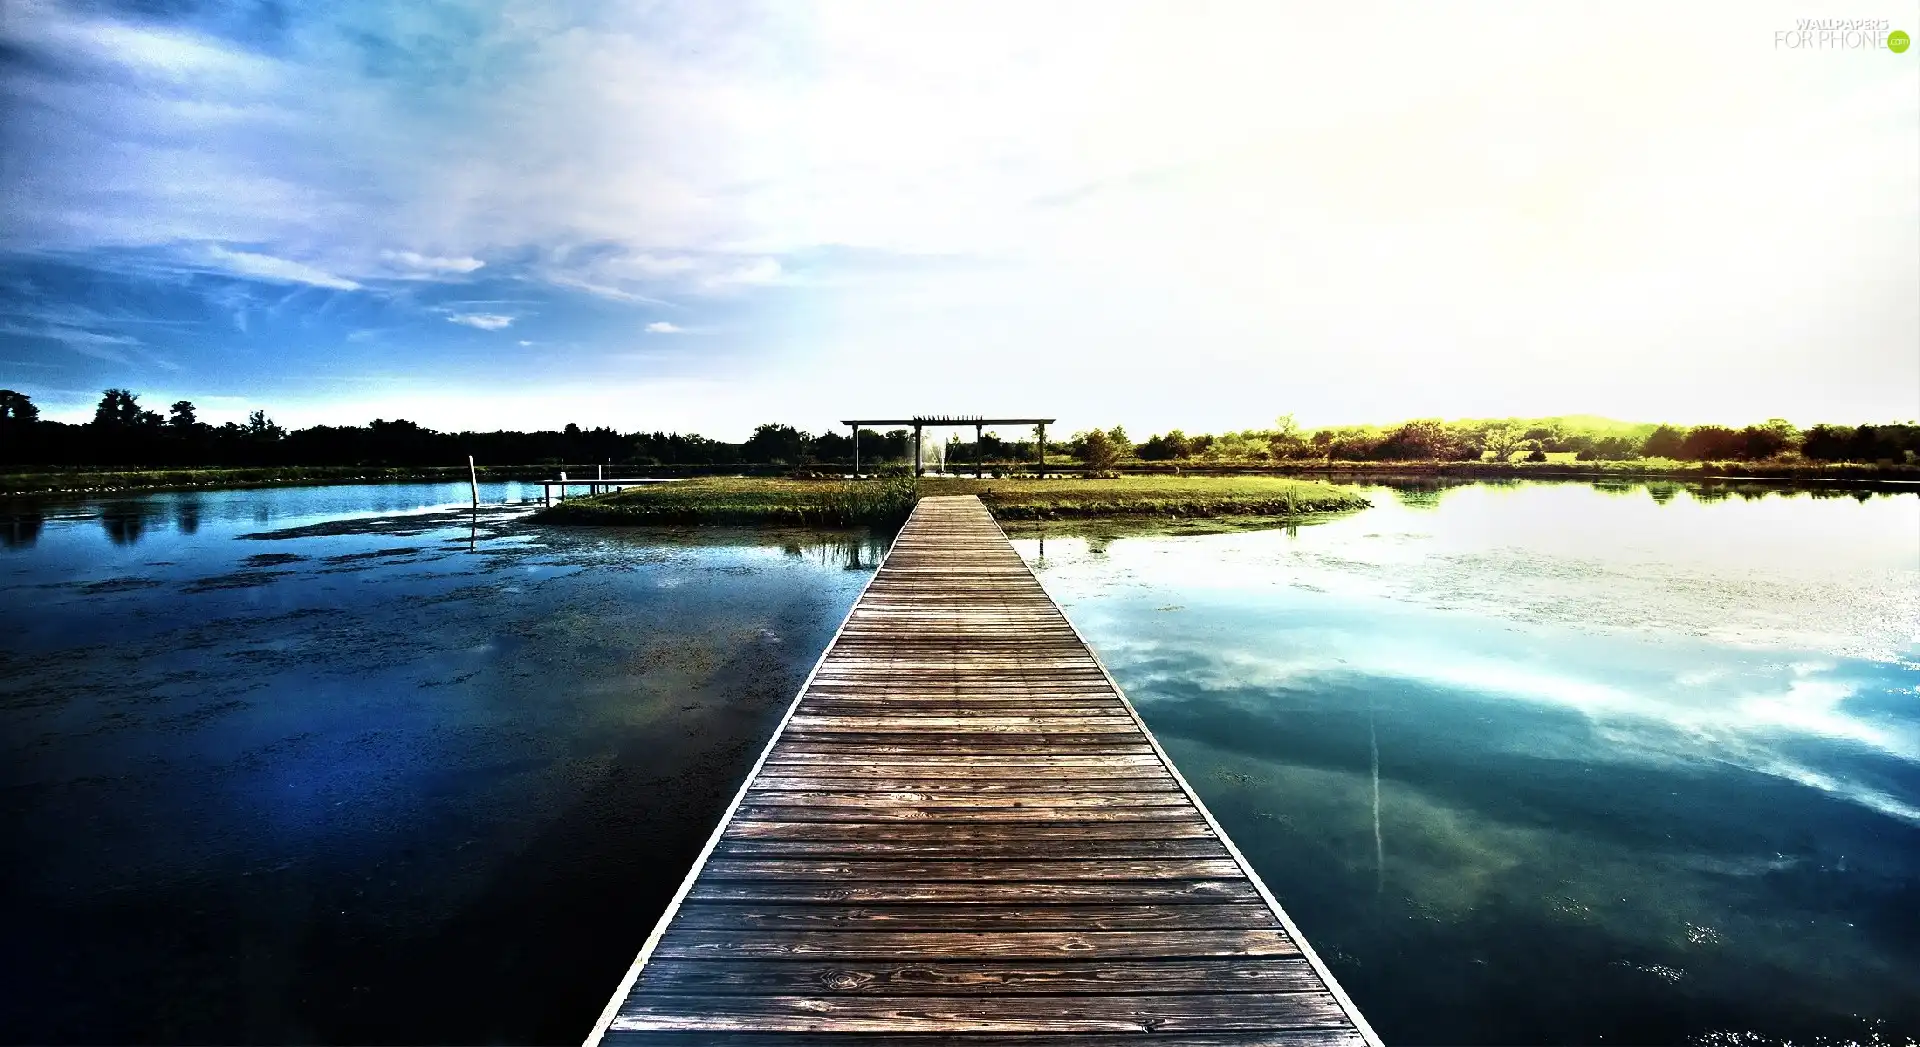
[644,321,683,334]
[0,321,139,363]
[2,1,1915,427]
[203,247,361,290]
[447,312,514,331]
[699,258,782,292]
[381,250,485,276]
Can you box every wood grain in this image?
[588,496,1371,1046]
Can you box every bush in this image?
[1079,430,1121,472]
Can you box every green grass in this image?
[539,476,920,526]
[539,475,1368,527]
[919,475,1369,519]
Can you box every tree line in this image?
[1,389,1914,469]
[1115,414,1919,466]
[0,389,940,469]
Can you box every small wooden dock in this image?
[587,496,1378,1045]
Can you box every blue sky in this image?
[2,0,1916,438]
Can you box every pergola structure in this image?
[840,415,1057,477]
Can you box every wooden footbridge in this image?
[587,496,1379,1046]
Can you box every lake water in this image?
[2,480,1915,1044]
[0,484,885,1043]
[1011,481,1919,1046]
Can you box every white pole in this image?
[468,455,479,508]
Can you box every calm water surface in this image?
[1,484,886,1043]
[4,480,1916,1045]
[1013,481,1920,1046]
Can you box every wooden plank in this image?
[729,804,1205,824]
[758,761,1166,775]
[606,1033,1366,1047]
[764,750,1161,764]
[588,496,1374,1047]
[634,957,1322,995]
[720,820,1221,842]
[740,791,1193,809]
[666,904,1279,933]
[611,993,1358,1034]
[651,929,1299,960]
[685,880,1263,905]
[778,731,1156,744]
[699,858,1246,882]
[715,838,1229,860]
[746,776,1176,793]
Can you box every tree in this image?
[1577,436,1638,461]
[1311,427,1383,461]
[1136,430,1191,460]
[1373,419,1467,461]
[1522,425,1564,451]
[1479,425,1526,461]
[813,430,852,462]
[92,388,144,428]
[743,423,810,464]
[0,389,38,424]
[1677,425,1740,461]
[1741,418,1799,459]
[1738,424,1790,460]
[1800,424,1852,461]
[1105,426,1132,458]
[1267,414,1308,459]
[168,401,198,428]
[245,410,285,440]
[1641,424,1687,458]
[1078,429,1120,472]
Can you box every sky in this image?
[2,0,1917,440]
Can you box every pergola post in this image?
[839,418,1053,479]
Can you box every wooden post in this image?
[559,470,567,501]
[976,424,984,478]
[913,424,923,477]
[467,455,479,508]
[1036,423,1046,477]
[597,462,604,496]
[852,424,860,479]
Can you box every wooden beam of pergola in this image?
[839,418,1057,478]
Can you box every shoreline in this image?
[537,476,1372,527]
[2,458,1913,498]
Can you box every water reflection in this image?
[780,534,892,572]
[99,501,154,544]
[1386,482,1447,509]
[1017,478,1920,1045]
[2,506,42,549]
[0,484,882,1044]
